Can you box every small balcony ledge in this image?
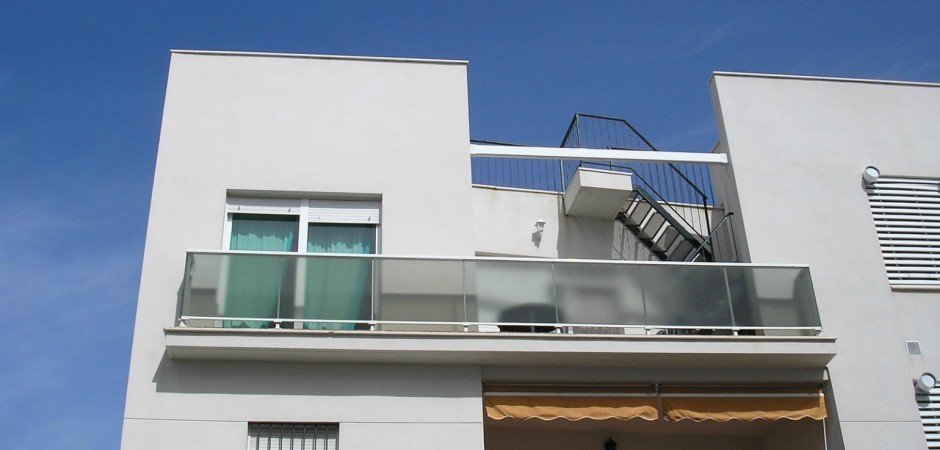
[164,327,837,369]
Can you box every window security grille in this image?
[917,386,940,449]
[865,176,940,287]
[248,423,338,450]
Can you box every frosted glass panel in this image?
[181,252,291,328]
[553,262,645,326]
[374,258,465,330]
[467,260,558,325]
[727,266,821,328]
[640,264,732,327]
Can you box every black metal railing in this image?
[687,212,738,263]
[470,139,568,192]
[470,113,735,262]
[560,113,714,223]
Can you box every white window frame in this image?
[220,197,381,328]
[223,197,381,253]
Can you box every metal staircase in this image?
[616,185,709,261]
[561,114,730,263]
[469,113,738,263]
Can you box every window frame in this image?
[223,197,381,254]
[220,196,382,330]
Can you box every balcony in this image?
[166,251,835,368]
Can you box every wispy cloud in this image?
[0,189,143,345]
[679,19,740,58]
[0,192,137,450]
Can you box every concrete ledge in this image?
[563,168,634,219]
[711,71,940,88]
[170,49,469,65]
[165,328,837,369]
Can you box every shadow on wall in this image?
[824,377,847,450]
[152,354,480,397]
[556,206,657,261]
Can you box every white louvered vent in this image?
[918,386,940,449]
[866,176,940,287]
[248,423,338,450]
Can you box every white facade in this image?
[122,51,938,449]
[710,73,940,449]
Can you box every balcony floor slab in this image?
[164,328,837,369]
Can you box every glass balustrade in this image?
[179,252,822,336]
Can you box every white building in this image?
[121,50,940,450]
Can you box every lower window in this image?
[248,423,338,450]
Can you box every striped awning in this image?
[483,385,827,422]
[483,385,659,421]
[661,386,827,422]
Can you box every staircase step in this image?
[666,238,695,261]
[616,186,714,263]
[637,212,666,240]
[650,225,680,253]
[623,199,652,226]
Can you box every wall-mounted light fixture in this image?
[916,372,936,393]
[531,219,546,248]
[535,219,546,234]
[604,438,618,450]
[862,166,880,185]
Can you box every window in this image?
[224,197,380,252]
[865,176,940,287]
[248,423,338,450]
[221,197,380,329]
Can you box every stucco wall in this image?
[710,73,940,449]
[471,186,656,260]
[123,52,479,449]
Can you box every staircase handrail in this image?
[685,212,735,262]
[561,113,711,229]
[606,145,709,202]
[563,113,709,203]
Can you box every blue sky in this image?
[0,1,937,448]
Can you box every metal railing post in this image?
[274,256,283,329]
[462,260,469,332]
[722,267,738,335]
[370,257,377,331]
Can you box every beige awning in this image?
[661,386,827,422]
[483,385,659,421]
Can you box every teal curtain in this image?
[304,224,375,330]
[224,215,297,328]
